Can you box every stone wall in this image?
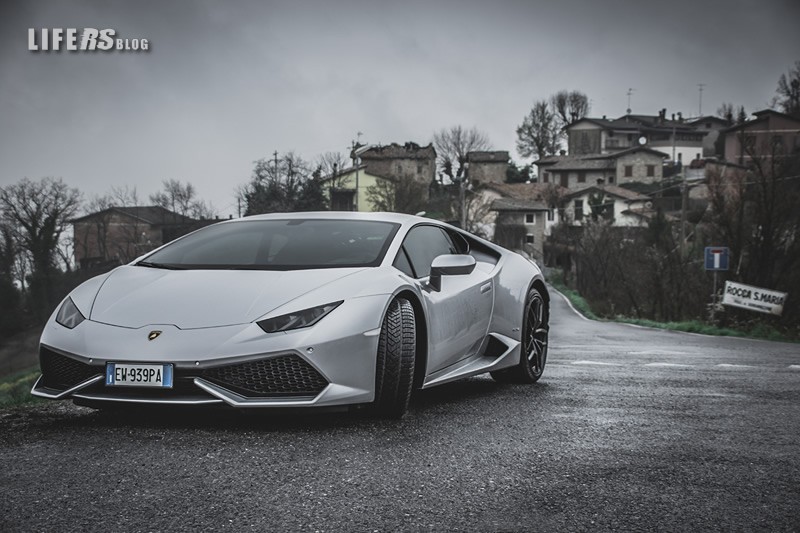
[614,152,664,185]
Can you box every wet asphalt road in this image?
[2,289,799,532]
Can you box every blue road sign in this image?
[704,246,730,271]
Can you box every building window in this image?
[417,164,424,174]
[608,175,615,184]
[646,165,655,177]
[331,190,355,211]
[577,171,586,183]
[574,199,584,220]
[525,213,535,224]
[547,209,554,221]
[560,172,569,187]
[542,172,549,183]
[525,234,534,245]
[624,165,633,177]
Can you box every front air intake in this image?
[201,355,328,398]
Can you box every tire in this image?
[491,286,548,384]
[372,298,416,418]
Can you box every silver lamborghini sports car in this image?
[32,212,549,417]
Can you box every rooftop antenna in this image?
[697,83,706,116]
[626,88,635,115]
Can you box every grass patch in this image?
[546,270,793,342]
[0,367,43,408]
[615,318,746,337]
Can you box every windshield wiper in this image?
[136,261,186,270]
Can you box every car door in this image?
[395,225,493,374]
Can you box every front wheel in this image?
[372,298,416,418]
[491,286,548,384]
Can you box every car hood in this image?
[88,265,365,329]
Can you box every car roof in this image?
[226,211,433,226]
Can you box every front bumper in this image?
[32,295,388,408]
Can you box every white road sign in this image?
[722,281,788,316]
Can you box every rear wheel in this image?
[491,286,548,384]
[372,298,416,418]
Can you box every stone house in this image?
[466,151,509,184]
[723,109,800,166]
[561,185,653,227]
[72,206,205,268]
[536,146,667,189]
[567,111,707,164]
[480,183,565,261]
[358,142,437,185]
[687,115,731,158]
[323,141,436,212]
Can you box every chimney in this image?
[602,114,607,120]
[678,112,683,122]
[671,113,675,121]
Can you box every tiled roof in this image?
[490,198,549,212]
[536,146,666,170]
[467,151,509,163]
[566,185,650,201]
[543,157,615,171]
[72,206,197,225]
[482,182,565,202]
[359,142,436,160]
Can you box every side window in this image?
[392,247,415,277]
[401,226,456,278]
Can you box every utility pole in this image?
[680,172,688,258]
[698,83,706,116]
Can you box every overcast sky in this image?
[1,0,798,217]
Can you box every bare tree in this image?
[0,223,21,334]
[738,132,800,290]
[149,179,216,220]
[432,125,492,183]
[516,100,561,162]
[0,177,81,317]
[716,102,734,124]
[551,90,590,125]
[315,151,350,184]
[463,186,495,237]
[774,60,800,117]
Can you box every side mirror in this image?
[429,254,476,292]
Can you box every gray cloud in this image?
[1,0,798,216]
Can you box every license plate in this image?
[105,363,173,388]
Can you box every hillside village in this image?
[69,106,799,276]
[3,87,800,340]
[309,108,800,268]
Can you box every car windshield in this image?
[140,219,401,270]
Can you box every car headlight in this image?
[56,297,85,329]
[257,301,342,333]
